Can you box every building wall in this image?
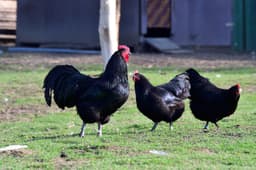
[16,0,140,48]
[17,0,235,49]
[171,0,233,46]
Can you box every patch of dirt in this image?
[71,145,148,157]
[0,52,103,70]
[221,132,243,138]
[194,147,216,155]
[0,149,33,157]
[0,104,59,122]
[54,157,88,170]
[54,151,89,170]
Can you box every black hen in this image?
[186,68,241,130]
[43,45,130,137]
[132,71,190,131]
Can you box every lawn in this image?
[0,52,255,169]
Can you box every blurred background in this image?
[0,0,256,53]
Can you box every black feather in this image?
[185,68,240,128]
[43,65,83,109]
[159,73,191,99]
[134,73,185,130]
[43,48,130,136]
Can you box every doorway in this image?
[145,0,171,37]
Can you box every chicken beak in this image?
[132,70,139,81]
[132,74,139,81]
[132,74,136,81]
[239,87,242,93]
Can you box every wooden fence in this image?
[0,0,16,44]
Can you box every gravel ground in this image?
[0,49,256,70]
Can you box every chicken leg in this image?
[79,122,86,137]
[151,122,158,131]
[97,123,103,136]
[169,122,174,130]
[203,121,209,132]
[214,122,219,129]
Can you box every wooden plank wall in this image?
[0,0,17,42]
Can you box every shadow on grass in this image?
[23,124,154,142]
[25,133,80,142]
[25,130,145,142]
[127,124,150,131]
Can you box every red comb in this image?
[134,70,139,74]
[236,84,241,88]
[118,45,129,50]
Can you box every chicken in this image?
[132,71,190,131]
[43,45,130,137]
[185,68,241,130]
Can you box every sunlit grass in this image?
[0,63,255,169]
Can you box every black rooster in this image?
[43,45,130,137]
[186,68,241,130]
[133,71,190,131]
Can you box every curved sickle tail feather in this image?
[160,73,191,100]
[171,73,191,99]
[43,65,80,109]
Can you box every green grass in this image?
[0,63,256,169]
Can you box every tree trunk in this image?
[99,0,121,68]
[116,0,121,45]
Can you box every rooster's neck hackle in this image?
[103,50,128,84]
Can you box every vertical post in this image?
[99,0,120,68]
[116,0,121,44]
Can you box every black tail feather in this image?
[43,65,80,109]
[159,73,191,99]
